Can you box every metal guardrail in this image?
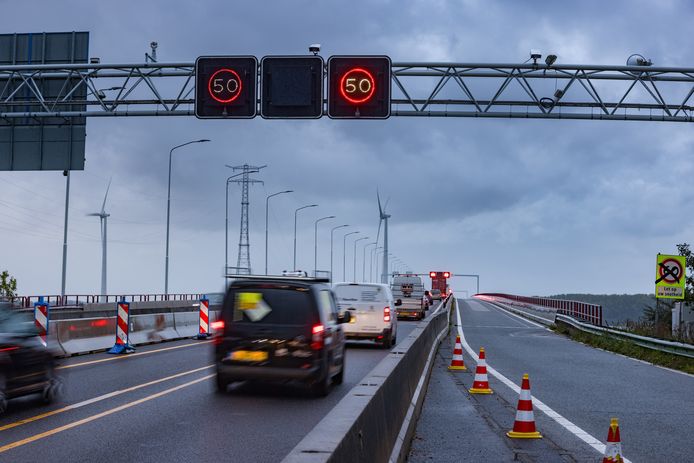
[556,314,694,359]
[476,292,603,326]
[13,293,205,309]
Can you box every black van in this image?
[214,277,350,397]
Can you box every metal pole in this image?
[165,139,209,294]
[353,237,368,282]
[265,190,293,275]
[225,178,229,276]
[60,171,70,297]
[293,204,318,271]
[363,242,376,282]
[343,231,359,282]
[330,224,348,283]
[314,216,335,277]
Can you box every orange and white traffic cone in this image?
[602,418,624,462]
[507,374,542,439]
[468,347,493,394]
[448,336,467,370]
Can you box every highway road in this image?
[0,321,418,462]
[439,298,694,462]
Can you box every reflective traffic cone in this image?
[468,347,493,394]
[507,374,542,439]
[602,418,624,462]
[448,336,467,370]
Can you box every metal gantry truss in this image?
[2,61,694,122]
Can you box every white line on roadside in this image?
[455,302,632,463]
[475,299,548,330]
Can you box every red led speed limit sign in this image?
[195,56,257,119]
[328,56,391,119]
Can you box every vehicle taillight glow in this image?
[0,346,19,353]
[383,306,391,322]
[211,320,225,331]
[311,324,325,350]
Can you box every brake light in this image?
[211,320,225,331]
[311,324,325,350]
[383,306,391,322]
[0,346,19,353]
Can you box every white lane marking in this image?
[455,303,632,463]
[476,300,545,329]
[467,300,490,312]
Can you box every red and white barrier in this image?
[196,296,210,339]
[33,298,50,347]
[108,299,134,354]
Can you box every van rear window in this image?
[224,286,314,325]
[334,285,387,303]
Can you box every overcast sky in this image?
[1,0,693,298]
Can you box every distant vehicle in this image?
[430,289,442,301]
[333,283,398,348]
[391,274,426,320]
[214,276,350,397]
[0,301,62,413]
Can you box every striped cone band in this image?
[507,374,542,438]
[448,336,466,370]
[199,299,209,334]
[602,418,623,462]
[34,304,48,347]
[469,347,493,394]
[116,302,129,345]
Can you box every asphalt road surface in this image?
[412,298,694,462]
[0,321,418,462]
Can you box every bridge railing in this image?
[13,293,206,309]
[475,292,603,327]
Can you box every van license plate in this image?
[231,350,268,361]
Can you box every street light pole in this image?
[165,139,210,295]
[342,231,359,282]
[294,204,318,271]
[330,224,349,283]
[265,190,293,274]
[353,237,369,282]
[314,215,335,277]
[370,246,382,282]
[363,242,376,282]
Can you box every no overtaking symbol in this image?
[656,258,683,284]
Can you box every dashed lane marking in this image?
[0,365,213,432]
[56,341,211,370]
[0,373,215,453]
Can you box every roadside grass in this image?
[552,323,694,375]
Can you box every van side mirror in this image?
[394,299,402,307]
[338,311,351,324]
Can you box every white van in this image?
[332,283,397,348]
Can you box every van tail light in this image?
[211,320,225,331]
[383,306,391,322]
[311,324,325,350]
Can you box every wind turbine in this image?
[375,191,391,284]
[88,179,111,296]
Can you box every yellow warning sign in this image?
[655,254,686,300]
[237,292,262,310]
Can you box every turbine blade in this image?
[101,177,112,214]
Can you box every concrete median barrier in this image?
[283,300,451,463]
[51,309,221,357]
